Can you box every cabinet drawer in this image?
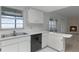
[1,44,18,52]
[0,39,18,46]
[18,36,30,43]
[0,36,30,46]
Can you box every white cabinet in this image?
[1,44,18,52]
[0,36,31,52]
[42,32,48,48]
[19,37,30,52]
[48,34,64,51]
[0,38,19,52]
[19,41,30,52]
[42,32,65,51]
[28,8,44,23]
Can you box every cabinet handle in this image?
[39,42,42,44]
[0,48,1,52]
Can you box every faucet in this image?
[13,30,16,36]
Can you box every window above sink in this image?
[1,7,24,29]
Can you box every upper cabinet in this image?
[28,8,44,23]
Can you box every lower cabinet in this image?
[19,40,30,52]
[48,34,64,51]
[42,32,48,48]
[1,44,18,52]
[0,36,31,52]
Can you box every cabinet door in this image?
[19,40,30,52]
[1,36,30,52]
[28,8,44,23]
[18,36,30,52]
[42,33,48,48]
[48,34,64,51]
[1,44,18,52]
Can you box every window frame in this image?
[15,17,24,29]
[0,7,24,30]
[49,19,57,32]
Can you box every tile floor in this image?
[37,47,57,52]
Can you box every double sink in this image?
[1,31,28,38]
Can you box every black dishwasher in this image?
[31,33,42,52]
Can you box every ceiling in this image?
[9,6,79,17]
[30,6,69,12]
[31,6,79,17]
[51,6,79,17]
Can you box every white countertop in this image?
[0,30,72,41]
[49,32,72,38]
[0,34,30,41]
[0,31,47,41]
[27,31,48,35]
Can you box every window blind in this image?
[1,7,23,17]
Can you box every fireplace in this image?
[70,26,77,32]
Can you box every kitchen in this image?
[0,6,72,52]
